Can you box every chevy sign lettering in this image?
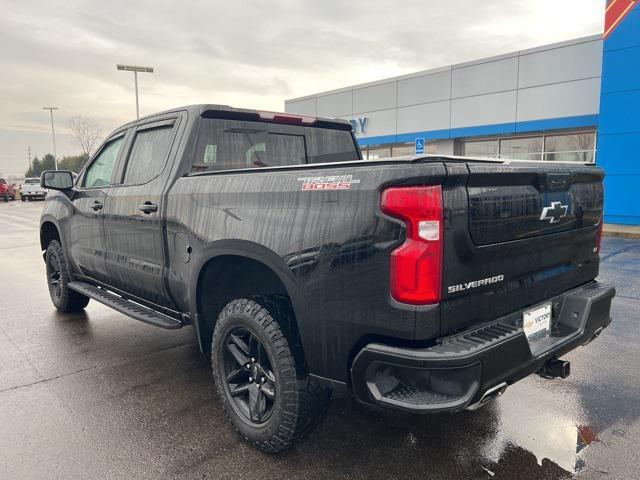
[349,117,368,135]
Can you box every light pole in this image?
[42,106,58,170]
[116,64,154,118]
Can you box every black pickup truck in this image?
[40,104,615,452]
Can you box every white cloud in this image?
[0,0,605,175]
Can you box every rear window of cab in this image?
[191,119,359,172]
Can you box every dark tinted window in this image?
[192,119,358,172]
[123,125,174,185]
[194,119,306,171]
[83,136,124,188]
[305,128,359,163]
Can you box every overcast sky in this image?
[0,0,605,176]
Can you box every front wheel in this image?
[2,193,7,202]
[211,297,331,453]
[45,240,90,312]
[21,195,26,201]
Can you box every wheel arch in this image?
[191,240,308,357]
[40,217,62,251]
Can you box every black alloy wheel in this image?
[47,251,62,301]
[211,296,331,452]
[44,240,90,312]
[222,327,277,425]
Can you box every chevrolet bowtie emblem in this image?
[540,201,568,224]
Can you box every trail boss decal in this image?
[298,175,360,191]
[448,274,504,294]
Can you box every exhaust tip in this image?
[582,326,604,346]
[465,382,507,411]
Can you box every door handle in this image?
[138,202,158,214]
[91,201,103,211]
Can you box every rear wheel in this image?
[211,296,331,453]
[21,195,25,201]
[2,193,7,202]
[45,240,90,312]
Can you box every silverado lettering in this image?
[448,275,505,294]
[38,104,615,454]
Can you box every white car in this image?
[20,177,47,201]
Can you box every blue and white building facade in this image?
[285,3,640,225]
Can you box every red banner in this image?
[604,0,638,39]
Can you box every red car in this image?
[0,178,17,202]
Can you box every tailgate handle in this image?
[543,173,572,191]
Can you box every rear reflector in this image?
[380,186,444,305]
[596,219,604,255]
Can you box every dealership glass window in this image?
[392,143,436,156]
[544,132,596,163]
[499,136,543,160]
[459,130,596,163]
[390,145,415,157]
[460,140,499,158]
[367,147,392,159]
[361,142,438,159]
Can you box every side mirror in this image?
[41,170,74,191]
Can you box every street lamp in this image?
[116,64,154,119]
[42,106,58,170]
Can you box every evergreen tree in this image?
[25,156,42,178]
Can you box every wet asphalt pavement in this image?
[1,200,639,480]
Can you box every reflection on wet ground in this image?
[1,203,639,479]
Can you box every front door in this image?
[67,133,127,282]
[103,118,180,307]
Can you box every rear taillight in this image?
[380,185,443,305]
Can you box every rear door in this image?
[103,116,181,307]
[440,160,603,335]
[67,132,128,282]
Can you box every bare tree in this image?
[68,116,104,159]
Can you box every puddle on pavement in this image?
[480,380,600,476]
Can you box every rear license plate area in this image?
[523,302,551,342]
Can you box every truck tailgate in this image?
[440,161,603,336]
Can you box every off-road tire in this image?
[211,296,331,453]
[45,240,90,312]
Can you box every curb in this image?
[603,225,640,240]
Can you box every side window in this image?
[83,136,124,188]
[122,125,174,185]
[192,119,306,172]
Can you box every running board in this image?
[68,282,184,330]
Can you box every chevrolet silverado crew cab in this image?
[39,105,615,452]
[20,177,48,201]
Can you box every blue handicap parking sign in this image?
[415,138,425,154]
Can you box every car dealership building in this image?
[285,1,640,226]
